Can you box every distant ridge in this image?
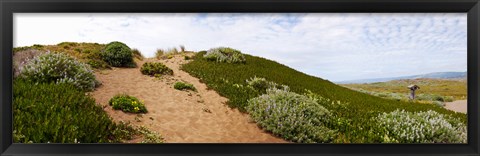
[336,71,467,84]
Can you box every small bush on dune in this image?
[174,82,196,91]
[247,88,336,143]
[19,52,98,91]
[377,109,466,143]
[101,41,135,67]
[13,80,126,143]
[246,76,288,92]
[140,62,173,76]
[109,94,148,113]
[203,47,246,63]
[137,126,164,143]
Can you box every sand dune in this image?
[90,53,286,143]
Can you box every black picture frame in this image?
[1,0,479,156]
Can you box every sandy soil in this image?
[90,53,286,143]
[444,100,467,114]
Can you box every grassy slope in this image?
[181,52,467,143]
[342,78,467,100]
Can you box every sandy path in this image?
[91,53,286,143]
[444,100,467,114]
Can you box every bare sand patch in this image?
[444,100,467,114]
[91,53,286,143]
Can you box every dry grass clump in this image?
[155,45,187,60]
[132,48,144,61]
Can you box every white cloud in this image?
[14,13,467,82]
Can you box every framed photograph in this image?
[1,0,479,156]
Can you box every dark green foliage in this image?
[181,52,466,143]
[140,62,173,76]
[13,80,130,143]
[174,82,196,91]
[109,94,148,113]
[101,41,135,67]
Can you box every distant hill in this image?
[336,71,467,84]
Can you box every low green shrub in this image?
[246,76,288,92]
[109,94,148,113]
[19,52,98,91]
[101,41,135,67]
[140,62,173,76]
[247,88,336,143]
[174,82,196,91]
[376,109,466,143]
[13,80,127,143]
[203,47,246,63]
[137,126,164,143]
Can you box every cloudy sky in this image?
[14,13,467,82]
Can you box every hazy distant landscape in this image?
[337,72,467,84]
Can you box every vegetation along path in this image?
[91,54,286,143]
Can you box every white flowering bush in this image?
[19,52,98,91]
[377,109,467,143]
[246,76,288,92]
[203,47,246,63]
[247,88,336,143]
